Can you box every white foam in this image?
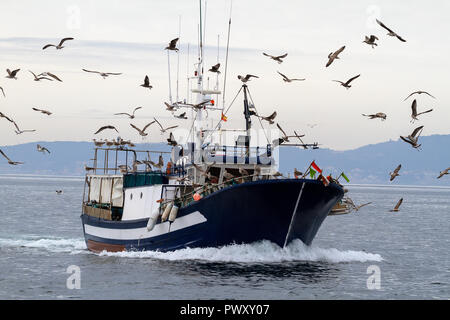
[0,236,87,254]
[98,239,383,263]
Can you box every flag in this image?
[311,160,322,174]
[341,172,350,183]
[309,168,316,179]
[221,113,228,122]
[319,174,330,186]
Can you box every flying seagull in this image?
[185,100,211,110]
[32,107,52,115]
[258,111,277,124]
[362,112,387,120]
[326,46,345,67]
[6,69,20,79]
[389,164,401,181]
[140,75,153,89]
[165,38,179,51]
[400,125,424,149]
[114,107,142,119]
[437,167,450,179]
[277,71,305,83]
[82,69,122,79]
[153,118,178,133]
[376,19,406,42]
[56,190,63,195]
[0,149,24,165]
[410,99,433,123]
[389,198,403,212]
[94,125,119,135]
[404,91,436,101]
[12,121,36,135]
[0,86,5,97]
[37,144,50,154]
[209,63,221,74]
[37,72,63,82]
[29,70,53,81]
[333,74,361,89]
[130,122,155,137]
[0,111,14,123]
[42,37,74,50]
[167,132,178,146]
[237,74,259,83]
[174,112,188,119]
[262,52,288,64]
[363,35,379,48]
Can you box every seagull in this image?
[140,75,153,89]
[326,46,345,67]
[0,149,24,165]
[37,144,50,154]
[167,132,178,146]
[42,37,74,50]
[237,74,259,83]
[29,70,53,81]
[164,102,177,111]
[94,125,119,135]
[376,19,406,42]
[56,190,63,194]
[153,118,178,133]
[114,107,142,119]
[37,72,63,82]
[223,169,235,181]
[437,167,450,179]
[82,69,122,79]
[149,154,164,170]
[307,123,318,128]
[363,35,379,48]
[362,112,387,120]
[277,71,305,83]
[400,125,424,149]
[410,99,433,123]
[333,74,361,89]
[404,91,436,101]
[165,38,179,51]
[389,198,403,212]
[174,112,188,119]
[258,111,277,124]
[294,168,303,178]
[93,139,105,147]
[130,122,155,137]
[293,130,307,148]
[239,167,249,176]
[262,52,288,64]
[12,121,36,135]
[32,107,52,115]
[0,86,5,97]
[276,123,296,143]
[193,163,217,180]
[186,100,210,110]
[209,63,221,74]
[6,69,20,79]
[389,164,401,181]
[354,202,372,211]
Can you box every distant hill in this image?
[1,135,449,185]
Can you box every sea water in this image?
[0,175,448,299]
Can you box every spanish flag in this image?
[221,113,228,122]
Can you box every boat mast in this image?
[242,84,252,151]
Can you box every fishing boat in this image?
[80,2,344,253]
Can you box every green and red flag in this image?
[341,172,350,183]
[311,160,322,174]
[309,168,316,179]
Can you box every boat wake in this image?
[0,236,87,254]
[0,236,382,263]
[99,239,383,263]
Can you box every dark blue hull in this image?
[81,179,343,252]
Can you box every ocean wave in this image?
[98,239,383,263]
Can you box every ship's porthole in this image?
[140,192,143,199]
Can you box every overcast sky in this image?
[0,0,449,150]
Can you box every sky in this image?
[0,0,449,150]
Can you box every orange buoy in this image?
[193,193,202,201]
